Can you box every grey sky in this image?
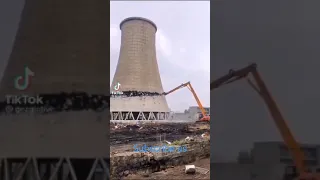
[212,1,320,161]
[110,1,210,112]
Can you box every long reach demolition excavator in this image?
[211,63,320,180]
[163,81,210,123]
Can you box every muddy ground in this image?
[110,122,210,146]
[110,122,210,179]
[123,158,210,180]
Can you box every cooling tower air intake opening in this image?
[120,17,157,32]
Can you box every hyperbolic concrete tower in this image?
[0,0,109,179]
[111,17,170,120]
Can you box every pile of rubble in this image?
[111,133,210,155]
[110,122,189,134]
[110,122,210,146]
[110,90,162,97]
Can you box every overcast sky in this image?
[212,1,320,161]
[110,1,210,112]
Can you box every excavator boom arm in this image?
[211,64,253,89]
[211,63,306,175]
[164,81,208,118]
[164,83,189,95]
[187,83,207,117]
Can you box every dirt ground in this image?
[123,158,210,180]
[111,122,210,180]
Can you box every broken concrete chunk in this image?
[185,165,196,174]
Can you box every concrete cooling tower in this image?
[0,4,108,95]
[111,17,170,120]
[0,0,109,179]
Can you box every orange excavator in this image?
[211,63,320,180]
[163,81,210,123]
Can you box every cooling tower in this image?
[0,2,108,95]
[0,0,109,179]
[111,17,170,120]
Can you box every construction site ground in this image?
[110,122,210,179]
[123,157,210,180]
[110,122,210,146]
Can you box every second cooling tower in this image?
[111,17,170,120]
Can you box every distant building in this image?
[187,106,210,116]
[171,106,210,121]
[249,141,320,167]
[212,141,320,180]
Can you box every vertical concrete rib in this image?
[110,17,169,114]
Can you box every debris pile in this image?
[110,123,189,134]
[110,122,210,146]
[110,91,162,97]
[0,92,109,114]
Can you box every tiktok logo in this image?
[14,66,34,91]
[111,82,123,95]
[114,82,121,91]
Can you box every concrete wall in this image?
[111,96,169,112]
[0,111,109,158]
[110,140,210,179]
[172,113,194,121]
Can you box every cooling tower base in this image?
[0,157,109,180]
[111,111,170,120]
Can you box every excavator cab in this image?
[195,113,209,123]
[199,114,210,121]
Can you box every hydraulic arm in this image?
[164,81,210,122]
[211,63,317,179]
